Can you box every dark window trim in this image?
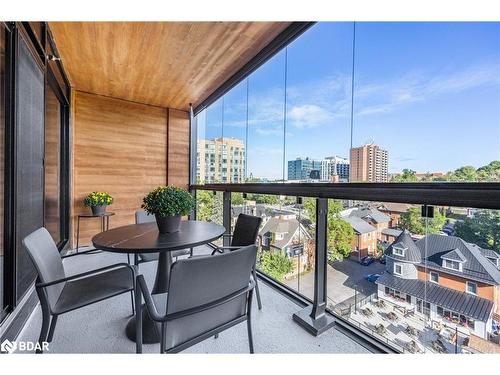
[190,182,500,209]
[1,22,15,323]
[193,22,315,115]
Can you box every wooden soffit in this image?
[49,22,291,111]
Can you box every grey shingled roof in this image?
[259,217,301,249]
[376,273,493,321]
[441,248,467,262]
[382,228,403,237]
[385,230,422,263]
[350,206,390,224]
[343,216,376,234]
[480,248,500,260]
[415,235,500,285]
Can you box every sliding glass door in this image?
[0,23,6,322]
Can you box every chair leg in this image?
[135,287,143,354]
[127,253,131,265]
[47,315,58,343]
[130,290,135,316]
[247,290,254,354]
[37,300,51,353]
[253,268,262,310]
[160,322,167,354]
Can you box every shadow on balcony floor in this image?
[16,249,370,354]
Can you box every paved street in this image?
[284,258,386,306]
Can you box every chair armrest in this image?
[162,279,255,322]
[135,274,164,321]
[36,263,136,289]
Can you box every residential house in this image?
[259,216,312,276]
[375,202,413,228]
[377,230,500,340]
[341,206,391,259]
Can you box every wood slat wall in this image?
[168,109,190,189]
[71,91,189,247]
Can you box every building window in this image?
[437,306,444,316]
[443,259,461,271]
[430,271,439,284]
[393,246,405,256]
[466,281,477,295]
[394,264,402,275]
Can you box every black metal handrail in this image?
[191,182,500,209]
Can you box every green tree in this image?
[231,192,245,205]
[400,206,447,235]
[476,160,500,182]
[195,190,223,224]
[195,189,214,222]
[247,194,278,205]
[303,198,354,261]
[392,168,418,182]
[455,209,500,251]
[447,165,478,182]
[259,250,293,282]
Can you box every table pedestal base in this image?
[125,304,162,344]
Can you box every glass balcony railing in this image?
[192,184,500,354]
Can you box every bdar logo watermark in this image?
[1,339,49,353]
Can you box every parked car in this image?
[379,255,386,264]
[360,256,375,266]
[365,273,381,283]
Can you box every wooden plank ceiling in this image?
[49,22,291,111]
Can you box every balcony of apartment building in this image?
[0,21,499,355]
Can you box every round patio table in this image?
[92,220,225,343]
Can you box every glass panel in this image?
[285,22,354,182]
[352,23,500,183]
[230,192,315,296]
[0,24,5,318]
[221,80,248,183]
[196,98,223,184]
[44,84,61,244]
[247,50,286,182]
[195,190,223,247]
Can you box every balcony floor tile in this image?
[16,249,369,354]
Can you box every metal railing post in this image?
[222,191,231,246]
[292,198,335,336]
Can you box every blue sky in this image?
[198,22,500,180]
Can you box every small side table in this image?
[76,212,115,253]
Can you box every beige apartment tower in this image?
[197,137,245,183]
[349,144,388,182]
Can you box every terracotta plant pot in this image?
[155,214,181,234]
[91,205,107,215]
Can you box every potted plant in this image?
[142,186,195,233]
[84,192,113,215]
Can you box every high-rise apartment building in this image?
[287,157,322,180]
[324,156,350,182]
[349,144,388,182]
[197,137,245,183]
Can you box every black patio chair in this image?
[208,213,262,310]
[128,210,192,266]
[135,244,257,354]
[22,227,135,353]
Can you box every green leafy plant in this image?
[259,250,293,282]
[142,186,195,217]
[83,192,113,207]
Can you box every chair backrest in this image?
[231,214,262,247]
[165,244,257,350]
[22,227,66,307]
[135,210,155,224]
